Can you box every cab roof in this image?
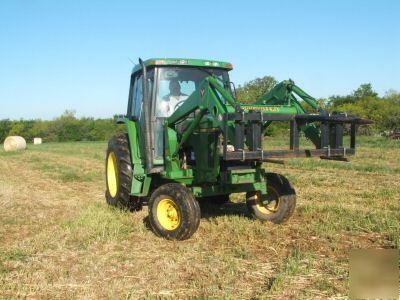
[131,58,233,74]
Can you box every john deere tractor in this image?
[105,58,369,240]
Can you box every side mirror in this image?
[116,114,126,124]
[128,115,138,122]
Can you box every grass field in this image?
[0,136,399,299]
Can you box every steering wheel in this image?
[173,100,186,111]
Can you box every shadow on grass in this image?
[141,201,252,231]
[142,215,151,231]
[198,201,252,219]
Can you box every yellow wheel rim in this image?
[255,187,280,215]
[157,198,181,230]
[107,152,118,197]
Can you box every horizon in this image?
[0,80,396,122]
[1,0,399,120]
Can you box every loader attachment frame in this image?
[222,111,371,162]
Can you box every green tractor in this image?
[105,58,369,240]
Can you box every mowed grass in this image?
[0,137,399,299]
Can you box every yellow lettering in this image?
[242,105,280,113]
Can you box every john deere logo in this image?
[200,88,205,98]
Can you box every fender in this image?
[118,116,151,197]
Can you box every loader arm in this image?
[251,79,324,147]
[163,76,371,179]
[256,79,320,110]
[168,78,324,153]
[167,76,237,154]
[163,76,242,178]
[168,76,236,125]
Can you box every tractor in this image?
[105,58,369,240]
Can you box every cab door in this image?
[127,73,145,160]
[127,70,154,162]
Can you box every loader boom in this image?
[252,79,325,147]
[161,73,371,185]
[167,76,236,154]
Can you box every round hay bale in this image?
[33,137,42,145]
[4,136,27,152]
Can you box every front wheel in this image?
[246,173,296,223]
[148,183,201,240]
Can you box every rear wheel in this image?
[246,173,296,223]
[148,183,200,240]
[105,133,141,211]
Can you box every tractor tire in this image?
[148,183,200,240]
[246,173,296,223]
[105,133,141,211]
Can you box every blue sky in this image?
[0,0,399,120]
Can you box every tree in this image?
[31,120,55,142]
[329,83,378,107]
[328,94,355,107]
[384,89,400,104]
[54,110,81,141]
[382,90,400,131]
[236,76,277,103]
[0,119,13,143]
[353,83,378,99]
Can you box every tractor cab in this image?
[127,58,233,162]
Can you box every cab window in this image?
[134,75,143,118]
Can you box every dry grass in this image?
[0,137,399,299]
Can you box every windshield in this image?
[155,67,230,117]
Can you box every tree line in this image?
[0,110,124,143]
[1,77,399,143]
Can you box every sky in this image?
[0,0,399,120]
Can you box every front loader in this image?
[105,58,370,240]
